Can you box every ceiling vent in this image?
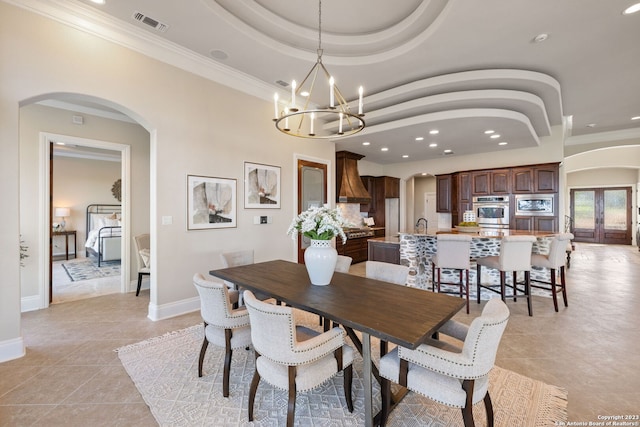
[132,12,169,33]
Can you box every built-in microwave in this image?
[514,194,554,216]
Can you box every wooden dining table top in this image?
[210,259,466,350]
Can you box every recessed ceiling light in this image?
[429,143,438,148]
[631,116,640,121]
[498,142,508,146]
[362,141,370,145]
[402,155,409,158]
[429,129,439,135]
[484,130,495,134]
[90,0,106,4]
[586,123,597,128]
[533,33,549,43]
[421,172,427,176]
[443,149,453,154]
[623,3,640,14]
[300,91,310,97]
[490,134,501,139]
[415,137,424,141]
[381,147,389,152]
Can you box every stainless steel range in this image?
[344,228,375,239]
[472,195,510,229]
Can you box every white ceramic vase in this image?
[304,239,338,286]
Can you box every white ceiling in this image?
[21,0,640,164]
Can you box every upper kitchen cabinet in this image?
[360,175,401,228]
[512,163,559,194]
[436,174,452,212]
[471,169,510,195]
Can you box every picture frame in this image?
[244,162,281,209]
[187,175,237,230]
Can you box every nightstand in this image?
[52,230,77,260]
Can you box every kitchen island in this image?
[398,229,557,290]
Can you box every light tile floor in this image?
[1,243,638,426]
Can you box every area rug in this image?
[117,312,567,427]
[62,258,121,281]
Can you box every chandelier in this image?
[272,0,365,139]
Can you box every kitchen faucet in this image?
[415,217,428,233]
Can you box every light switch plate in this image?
[161,216,172,225]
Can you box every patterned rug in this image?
[62,258,121,282]
[117,311,567,427]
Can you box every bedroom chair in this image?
[476,235,537,316]
[193,273,249,398]
[243,290,354,427]
[365,260,410,285]
[530,233,574,312]
[379,298,510,427]
[133,233,150,296]
[431,234,472,313]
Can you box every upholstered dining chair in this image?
[365,260,410,356]
[192,273,250,398]
[334,255,353,273]
[476,235,537,316]
[379,298,510,427]
[365,260,410,285]
[220,249,255,305]
[431,233,473,313]
[133,233,150,296]
[530,233,574,312]
[243,290,354,427]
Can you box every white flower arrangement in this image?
[287,205,353,244]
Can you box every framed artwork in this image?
[187,175,237,230]
[244,162,281,209]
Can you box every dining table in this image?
[210,259,466,427]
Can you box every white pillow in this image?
[103,218,119,227]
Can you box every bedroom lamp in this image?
[54,207,70,231]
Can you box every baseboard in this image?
[0,336,25,363]
[21,295,43,312]
[147,296,199,321]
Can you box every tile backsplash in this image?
[337,203,365,228]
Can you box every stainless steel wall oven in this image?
[472,195,510,229]
[514,194,554,216]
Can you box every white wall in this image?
[0,2,334,362]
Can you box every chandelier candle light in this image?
[273,0,365,139]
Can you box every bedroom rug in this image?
[62,258,121,281]
[117,312,567,427]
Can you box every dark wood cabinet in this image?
[513,216,558,232]
[512,163,558,193]
[360,175,400,227]
[368,240,400,264]
[472,169,510,195]
[436,174,452,212]
[337,236,369,263]
[435,162,560,232]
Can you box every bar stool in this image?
[476,235,537,316]
[431,234,472,313]
[530,233,574,312]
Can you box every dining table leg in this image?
[363,332,373,427]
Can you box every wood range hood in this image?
[336,151,372,204]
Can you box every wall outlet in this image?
[260,216,268,224]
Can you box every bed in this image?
[85,204,122,266]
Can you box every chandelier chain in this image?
[317,0,322,58]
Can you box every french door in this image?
[570,187,632,244]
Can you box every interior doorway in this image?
[41,132,131,308]
[296,158,328,263]
[570,187,632,244]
